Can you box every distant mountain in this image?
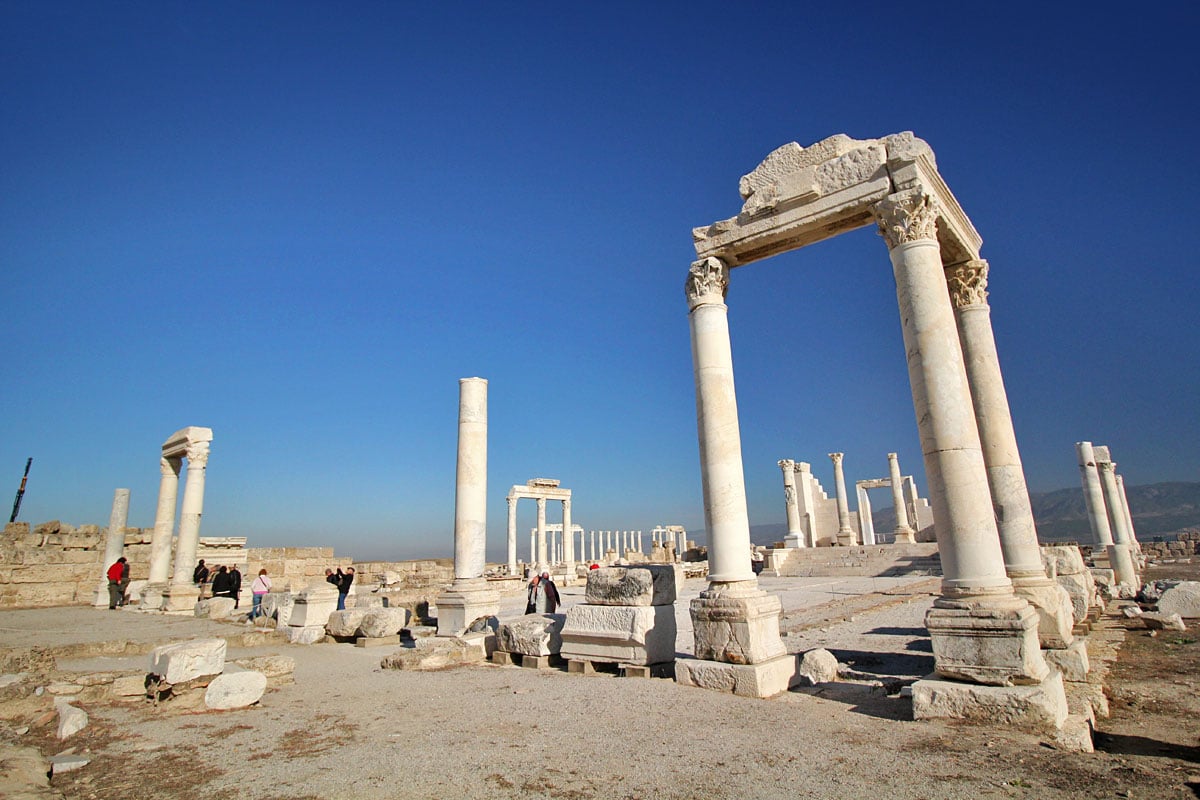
[739,482,1200,546]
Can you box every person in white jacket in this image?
[248,569,272,622]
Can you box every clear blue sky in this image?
[2,2,1197,562]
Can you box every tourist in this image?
[118,558,131,606]
[193,559,210,596]
[536,571,561,613]
[211,565,234,599]
[229,565,242,608]
[335,566,355,610]
[105,557,126,610]
[524,574,540,614]
[248,569,271,622]
[751,547,765,575]
[588,562,600,570]
[325,567,338,588]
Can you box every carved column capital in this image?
[562,498,571,511]
[945,259,990,308]
[184,442,209,467]
[828,452,844,466]
[777,458,796,472]
[536,497,546,509]
[873,188,940,249]
[685,256,729,310]
[160,456,181,477]
[1097,460,1117,474]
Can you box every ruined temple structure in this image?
[677,132,1078,728]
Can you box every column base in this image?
[690,581,786,665]
[782,534,805,549]
[892,528,916,544]
[835,530,857,547]
[1043,639,1091,682]
[1012,577,1075,650]
[1106,544,1139,588]
[162,584,201,613]
[436,579,500,638]
[138,582,167,610]
[912,669,1068,731]
[674,653,801,698]
[925,598,1049,686]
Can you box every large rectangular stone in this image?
[911,671,1068,731]
[584,566,677,606]
[559,604,676,665]
[674,653,801,698]
[149,639,226,684]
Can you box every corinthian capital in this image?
[945,259,990,308]
[778,458,796,472]
[185,441,210,467]
[160,456,181,477]
[873,188,940,249]
[828,452,844,466]
[685,257,729,310]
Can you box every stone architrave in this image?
[779,459,805,548]
[437,378,499,637]
[162,427,214,612]
[93,488,130,608]
[829,453,856,546]
[946,259,1074,650]
[888,453,916,543]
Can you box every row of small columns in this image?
[1075,442,1140,587]
[521,529,684,567]
[506,496,572,575]
[687,187,1070,683]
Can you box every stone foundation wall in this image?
[1140,530,1200,561]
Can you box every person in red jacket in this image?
[106,557,127,610]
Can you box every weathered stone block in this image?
[359,607,411,638]
[674,653,801,698]
[1043,639,1091,682]
[1040,545,1087,578]
[690,589,786,665]
[560,604,675,665]
[204,671,267,710]
[194,597,236,619]
[289,584,338,628]
[497,613,565,657]
[262,592,294,626]
[232,655,295,679]
[584,565,676,606]
[1141,611,1186,631]
[1157,581,1200,618]
[798,648,840,685]
[283,626,327,645]
[149,639,227,684]
[111,675,148,697]
[55,701,88,739]
[926,603,1048,686]
[911,671,1068,731]
[325,609,369,637]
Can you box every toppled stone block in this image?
[584,565,677,606]
[798,648,840,685]
[49,754,91,775]
[380,639,483,671]
[204,671,267,710]
[149,639,227,684]
[195,597,236,620]
[1041,545,1087,579]
[233,655,295,680]
[55,700,88,739]
[283,626,326,645]
[560,604,676,665]
[359,607,410,638]
[1157,581,1200,618]
[325,609,369,638]
[498,614,565,657]
[1141,612,1186,631]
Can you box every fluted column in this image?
[829,453,856,546]
[874,188,1045,685]
[1098,460,1139,587]
[888,453,916,543]
[779,459,805,548]
[947,259,1073,648]
[93,488,131,607]
[1075,442,1113,547]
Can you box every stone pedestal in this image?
[436,579,500,638]
[925,599,1047,686]
[690,582,787,665]
[161,584,201,613]
[674,653,801,698]
[912,669,1068,730]
[287,583,339,642]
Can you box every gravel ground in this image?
[6,573,1199,799]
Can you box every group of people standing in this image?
[524,571,561,614]
[325,566,355,610]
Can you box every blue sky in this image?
[2,2,1197,561]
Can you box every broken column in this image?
[437,377,499,637]
[1075,442,1114,549]
[93,488,130,608]
[888,453,916,543]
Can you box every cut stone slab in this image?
[911,671,1068,731]
[55,701,88,740]
[111,675,148,697]
[148,639,226,684]
[1157,581,1200,618]
[359,607,411,638]
[798,648,840,685]
[584,565,677,606]
[204,671,267,710]
[325,609,369,638]
[355,635,400,648]
[283,625,327,645]
[1141,612,1186,631]
[195,597,236,620]
[674,653,801,698]
[379,639,484,671]
[49,754,91,774]
[560,604,676,665]
[497,613,565,657]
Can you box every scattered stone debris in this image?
[798,648,840,686]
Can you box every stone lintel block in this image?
[674,653,801,699]
[584,565,677,606]
[925,603,1048,686]
[690,591,786,665]
[149,639,227,684]
[435,586,499,638]
[560,604,676,666]
[1043,639,1091,682]
[911,670,1068,732]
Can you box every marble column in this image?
[947,259,1073,649]
[874,189,1046,685]
[536,498,548,572]
[1116,474,1141,553]
[829,453,856,546]
[589,530,595,561]
[164,441,210,611]
[93,488,131,607]
[856,485,876,545]
[888,453,916,543]
[1097,458,1139,587]
[529,529,536,568]
[1075,442,1113,547]
[779,459,805,548]
[637,530,643,553]
[679,256,791,695]
[142,456,181,608]
[438,377,499,636]
[562,499,574,574]
[506,496,518,576]
[795,463,816,547]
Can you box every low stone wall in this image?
[1141,529,1200,561]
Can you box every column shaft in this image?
[507,497,518,576]
[94,488,131,606]
[147,459,180,585]
[1075,442,1113,546]
[452,378,488,581]
[829,453,855,545]
[536,498,547,571]
[888,453,915,541]
[170,444,209,589]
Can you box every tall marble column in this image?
[142,456,181,609]
[536,498,548,572]
[589,530,596,561]
[829,453,856,546]
[677,256,793,697]
[506,496,518,575]
[1075,442,1113,547]
[874,189,1046,685]
[1097,457,1139,588]
[888,453,916,543]
[438,377,499,636]
[947,259,1073,649]
[529,529,536,568]
[856,485,876,545]
[93,488,131,607]
[163,441,210,611]
[1115,474,1141,554]
[795,463,816,547]
[779,459,805,548]
[562,499,574,575]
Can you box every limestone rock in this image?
[111,675,148,697]
[55,701,87,739]
[498,614,565,657]
[149,639,227,684]
[195,597,236,619]
[325,609,369,637]
[798,648,840,685]
[1141,612,1186,631]
[232,655,295,679]
[1157,581,1200,618]
[359,607,411,638]
[584,565,677,606]
[1046,714,1094,753]
[1040,545,1087,579]
[912,672,1068,731]
[1137,579,1179,603]
[0,745,52,799]
[283,625,326,645]
[1043,641,1090,682]
[204,671,267,710]
[49,754,91,774]
[379,639,483,671]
